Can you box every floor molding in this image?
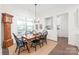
[48,39,57,42]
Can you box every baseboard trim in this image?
[47,39,57,42]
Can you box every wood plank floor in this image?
[2,38,79,55]
[9,40,57,55]
[49,37,79,55]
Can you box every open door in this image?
[57,13,68,44]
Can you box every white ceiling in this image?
[35,4,79,17]
[1,4,79,17]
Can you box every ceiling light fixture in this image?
[34,4,39,23]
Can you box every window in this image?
[26,19,34,34]
[16,18,34,35]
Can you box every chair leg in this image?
[35,45,37,51]
[31,44,33,47]
[26,44,30,53]
[39,42,41,48]
[45,40,47,44]
[42,40,44,46]
[15,47,18,53]
[24,45,26,48]
[41,41,43,46]
[18,47,20,55]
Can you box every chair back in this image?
[13,33,18,42]
[43,31,48,39]
[13,33,24,47]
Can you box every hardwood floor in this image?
[49,37,78,55]
[2,38,79,55]
[8,39,57,55]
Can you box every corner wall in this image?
[0,5,2,54]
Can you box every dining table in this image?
[22,34,41,52]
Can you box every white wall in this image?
[0,5,2,54]
[0,16,2,54]
[0,11,1,49]
[75,8,79,48]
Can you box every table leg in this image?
[27,41,32,53]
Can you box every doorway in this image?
[57,13,68,45]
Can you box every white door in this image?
[57,13,68,38]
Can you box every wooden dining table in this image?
[22,34,41,52]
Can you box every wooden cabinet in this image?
[2,13,13,48]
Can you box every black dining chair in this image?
[40,31,48,46]
[31,33,42,51]
[13,33,29,55]
[31,40,41,51]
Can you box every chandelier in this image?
[34,4,39,23]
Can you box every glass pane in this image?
[16,18,34,35]
[27,22,33,26]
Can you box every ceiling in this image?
[1,4,79,17]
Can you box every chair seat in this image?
[31,39,41,51]
[32,40,40,43]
